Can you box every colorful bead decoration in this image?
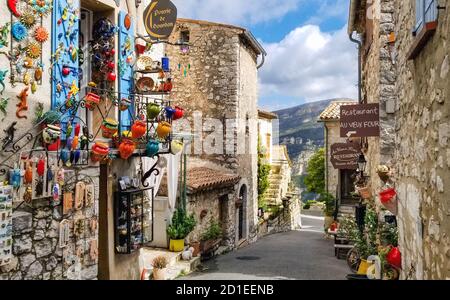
[29,0,53,16]
[11,22,27,41]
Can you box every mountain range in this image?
[273,98,353,174]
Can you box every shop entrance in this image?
[237,185,247,241]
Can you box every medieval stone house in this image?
[348,0,450,279]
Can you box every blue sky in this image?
[174,0,358,111]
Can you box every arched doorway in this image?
[237,185,247,241]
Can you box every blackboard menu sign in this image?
[330,142,361,170]
[340,103,380,137]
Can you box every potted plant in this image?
[151,256,168,280]
[167,208,196,252]
[321,193,336,231]
[200,218,222,255]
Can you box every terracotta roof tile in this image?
[319,100,357,121]
[186,167,241,193]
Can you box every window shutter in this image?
[424,0,437,23]
[52,0,80,138]
[414,0,425,34]
[118,11,135,134]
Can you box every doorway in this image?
[237,185,247,241]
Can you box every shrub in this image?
[303,204,311,210]
[167,208,196,240]
[320,193,335,217]
[201,219,222,241]
[152,256,168,269]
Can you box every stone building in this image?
[348,0,450,279]
[164,19,266,247]
[0,0,181,280]
[318,100,357,207]
[258,109,278,164]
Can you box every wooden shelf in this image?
[135,69,170,74]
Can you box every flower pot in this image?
[146,140,160,157]
[357,186,372,199]
[200,239,220,254]
[386,247,402,269]
[169,239,185,252]
[170,140,183,154]
[380,188,398,215]
[173,106,184,120]
[91,142,109,162]
[190,241,201,257]
[324,216,334,232]
[357,259,373,275]
[152,268,166,280]
[131,120,147,139]
[165,106,176,119]
[101,118,118,138]
[43,125,61,145]
[84,92,100,110]
[118,138,136,160]
[156,121,171,139]
[147,103,162,120]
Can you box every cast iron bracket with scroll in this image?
[141,154,160,187]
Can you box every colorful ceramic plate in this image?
[136,77,154,92]
[136,55,153,71]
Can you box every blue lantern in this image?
[146,140,160,157]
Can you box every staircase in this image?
[337,204,356,221]
[263,169,283,206]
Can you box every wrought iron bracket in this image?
[141,154,160,187]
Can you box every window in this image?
[408,0,439,59]
[414,0,438,35]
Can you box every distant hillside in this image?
[273,98,354,173]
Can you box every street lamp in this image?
[357,153,367,177]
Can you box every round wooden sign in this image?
[143,0,177,41]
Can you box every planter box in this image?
[200,239,221,255]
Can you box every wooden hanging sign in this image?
[143,0,177,41]
[330,142,361,170]
[340,103,380,137]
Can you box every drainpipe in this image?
[349,32,362,104]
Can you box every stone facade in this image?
[392,0,450,280]
[350,0,450,279]
[166,19,263,244]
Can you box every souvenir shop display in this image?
[114,185,154,254]
[0,185,13,267]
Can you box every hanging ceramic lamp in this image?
[165,106,176,119]
[171,140,184,155]
[147,103,162,120]
[131,120,147,139]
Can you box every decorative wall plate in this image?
[34,27,49,43]
[136,55,153,71]
[136,77,154,92]
[11,22,27,41]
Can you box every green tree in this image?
[304,148,325,195]
[257,138,271,208]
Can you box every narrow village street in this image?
[184,215,348,280]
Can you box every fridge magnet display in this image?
[0,185,13,267]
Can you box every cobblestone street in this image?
[184,216,349,280]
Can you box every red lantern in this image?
[173,106,184,120]
[386,247,402,269]
[107,61,115,69]
[110,49,116,56]
[107,72,117,82]
[380,188,397,203]
[119,138,136,160]
[131,120,147,139]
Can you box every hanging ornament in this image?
[124,14,131,30]
[31,81,37,94]
[62,66,71,77]
[26,42,41,59]
[34,67,42,81]
[52,183,60,202]
[7,0,21,17]
[11,22,27,41]
[20,11,36,28]
[29,0,53,17]
[24,162,33,184]
[34,26,49,43]
[23,72,30,85]
[0,23,10,49]
[107,72,116,82]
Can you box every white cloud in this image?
[306,0,350,25]
[172,0,301,26]
[259,25,358,103]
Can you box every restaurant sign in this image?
[330,142,361,170]
[143,0,177,41]
[340,103,380,137]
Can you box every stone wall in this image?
[186,185,238,250]
[393,0,450,280]
[1,167,100,280]
[257,196,301,236]
[166,19,260,244]
[361,0,396,199]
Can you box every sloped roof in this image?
[187,167,241,194]
[318,100,357,121]
[258,109,278,120]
